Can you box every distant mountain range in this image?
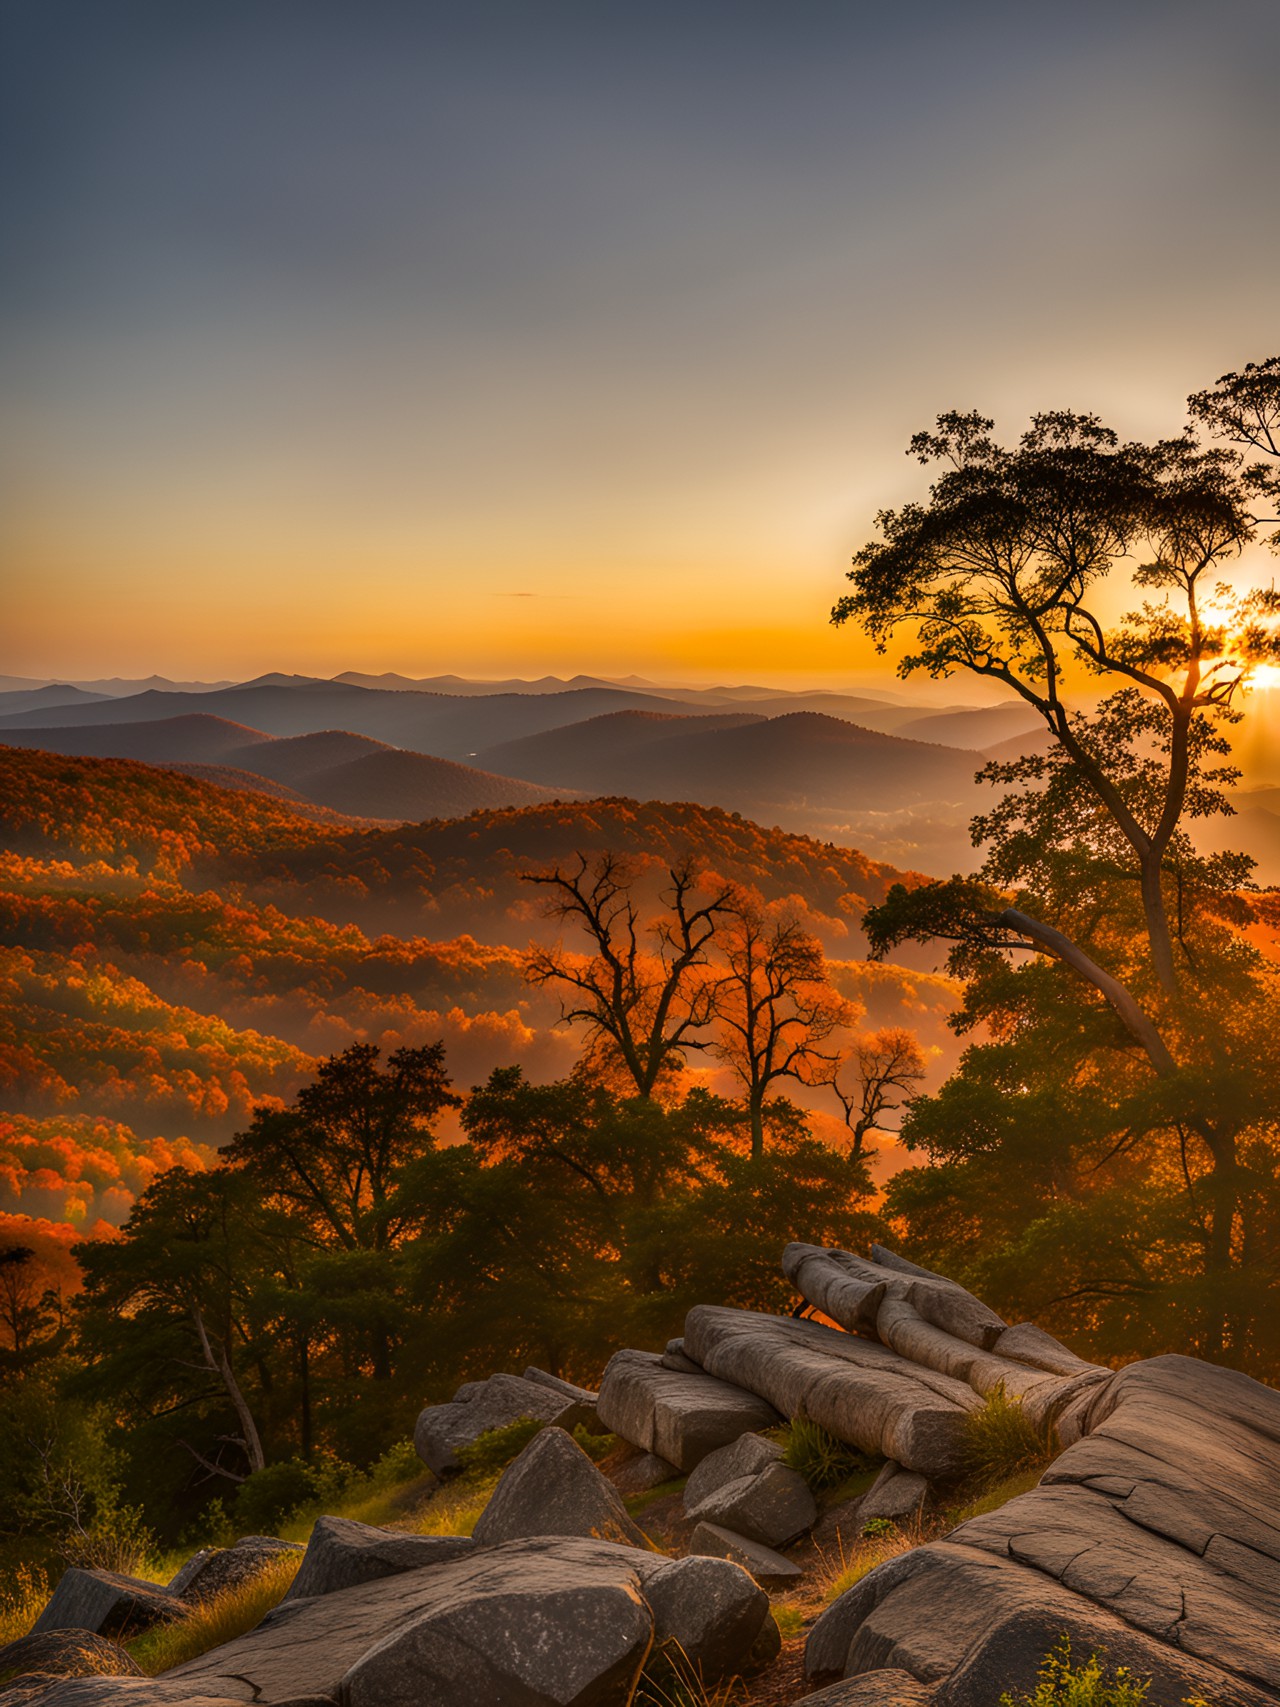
[478,709,987,815]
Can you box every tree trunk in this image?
[749,1094,765,1163]
[191,1305,265,1473]
[1139,856,1178,994]
[299,1330,312,1461]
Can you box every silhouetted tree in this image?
[523,854,732,1098]
[831,1026,926,1161]
[710,890,853,1160]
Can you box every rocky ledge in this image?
[6,1244,1278,1706]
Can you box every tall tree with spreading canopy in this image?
[834,360,1280,1366]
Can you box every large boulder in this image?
[0,1687,251,1705]
[338,1548,653,1707]
[642,1554,773,1683]
[796,1673,935,1706]
[0,1629,142,1682]
[682,1431,781,1512]
[595,1348,780,1471]
[689,1521,804,1587]
[806,1355,1280,1707]
[414,1371,581,1476]
[30,1570,180,1640]
[471,1427,648,1548]
[686,1460,817,1548]
[155,1534,769,1705]
[285,1515,476,1600]
[166,1536,302,1605]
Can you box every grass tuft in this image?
[961,1385,1052,1489]
[128,1551,301,1676]
[782,1416,875,1494]
[819,1522,923,1603]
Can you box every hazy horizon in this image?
[4,1,1278,687]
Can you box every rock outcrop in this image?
[806,1353,1280,1706]
[166,1536,301,1604]
[30,1570,180,1640]
[156,1534,770,1704]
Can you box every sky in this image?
[2,0,1278,688]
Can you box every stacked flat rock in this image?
[413,1369,592,1476]
[806,1354,1280,1707]
[781,1245,1112,1443]
[595,1347,781,1471]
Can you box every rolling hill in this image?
[0,716,573,822]
[478,709,989,818]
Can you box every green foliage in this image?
[860,1516,898,1539]
[231,1457,353,1535]
[1000,1638,1151,1707]
[782,1416,874,1494]
[571,1423,615,1461]
[453,1417,548,1476]
[961,1386,1051,1490]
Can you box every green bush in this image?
[368,1439,423,1488]
[453,1417,548,1476]
[961,1385,1051,1489]
[1001,1638,1151,1707]
[782,1415,873,1493]
[861,1516,898,1540]
[571,1424,615,1461]
[232,1461,323,1534]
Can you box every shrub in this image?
[961,1385,1051,1489]
[861,1516,898,1540]
[1000,1637,1151,1707]
[232,1461,323,1534]
[782,1415,872,1493]
[571,1423,615,1461]
[61,1500,155,1576]
[454,1417,547,1476]
[368,1439,422,1488]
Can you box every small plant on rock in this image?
[860,1516,898,1540]
[1000,1637,1151,1707]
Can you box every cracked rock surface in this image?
[806,1354,1280,1706]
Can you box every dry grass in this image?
[128,1550,301,1676]
[816,1520,927,1603]
[0,1563,50,1646]
[405,1471,501,1538]
[944,1464,1047,1528]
